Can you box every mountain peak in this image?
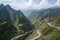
[0,4,4,8]
[5,4,12,9]
[6,5,10,7]
[0,4,4,6]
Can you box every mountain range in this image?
[28,7,60,23]
[0,4,60,40]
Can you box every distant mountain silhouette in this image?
[29,7,60,22]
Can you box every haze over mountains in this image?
[28,7,60,22]
[21,9,40,17]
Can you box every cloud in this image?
[39,0,54,8]
[0,0,60,9]
[55,0,60,6]
[0,0,30,9]
[9,0,34,9]
[31,0,60,9]
[30,0,53,9]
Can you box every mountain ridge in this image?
[0,4,34,40]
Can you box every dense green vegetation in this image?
[40,23,60,40]
[0,19,18,40]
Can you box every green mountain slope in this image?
[28,7,60,23]
[27,7,60,40]
[0,19,18,40]
[0,4,34,40]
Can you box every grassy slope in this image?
[38,17,60,40]
[43,30,60,40]
[25,20,41,40]
[27,16,60,40]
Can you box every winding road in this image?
[11,25,41,40]
[0,22,6,25]
[16,24,24,33]
[11,23,33,40]
[31,30,41,40]
[30,19,60,40]
[44,19,60,29]
[11,30,33,40]
[0,21,41,40]
[47,22,60,29]
[11,19,60,40]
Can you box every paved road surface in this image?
[0,22,6,25]
[44,19,60,29]
[31,30,41,40]
[11,30,33,40]
[47,22,60,29]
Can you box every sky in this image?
[0,0,60,10]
